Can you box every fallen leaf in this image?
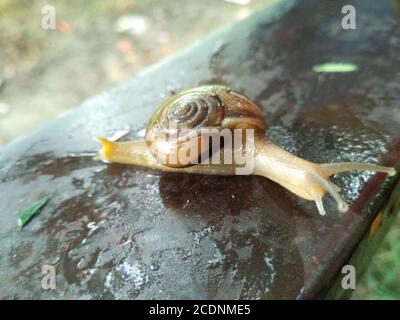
[18,196,51,227]
[313,62,358,73]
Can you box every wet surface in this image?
[0,0,399,299]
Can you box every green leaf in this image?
[18,196,51,227]
[312,63,358,73]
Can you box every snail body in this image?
[96,85,396,215]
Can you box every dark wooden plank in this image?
[0,0,399,299]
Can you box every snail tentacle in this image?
[308,171,349,213]
[320,162,396,177]
[315,198,326,216]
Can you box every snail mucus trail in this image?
[95,85,396,216]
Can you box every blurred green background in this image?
[0,0,272,146]
[351,211,400,300]
[0,0,398,299]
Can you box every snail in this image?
[95,85,396,216]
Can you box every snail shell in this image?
[145,85,266,167]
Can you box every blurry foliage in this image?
[0,0,273,145]
[353,217,400,299]
[0,0,134,72]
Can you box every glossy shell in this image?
[145,85,266,167]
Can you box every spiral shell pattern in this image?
[162,90,224,131]
[145,85,266,167]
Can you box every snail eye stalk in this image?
[309,172,349,214]
[320,162,396,177]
